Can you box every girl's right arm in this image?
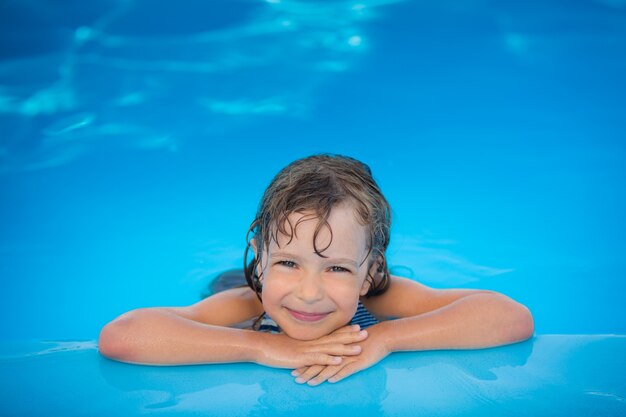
[98,287,367,368]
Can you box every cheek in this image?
[336,272,368,291]
[260,273,290,302]
[326,279,363,305]
[260,287,280,316]
[332,279,361,294]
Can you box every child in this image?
[98,153,534,386]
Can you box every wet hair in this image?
[243,153,392,300]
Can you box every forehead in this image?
[269,204,368,257]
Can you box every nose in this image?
[295,271,325,303]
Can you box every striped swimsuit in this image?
[256,301,379,334]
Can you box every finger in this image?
[306,343,362,357]
[331,324,361,334]
[306,362,350,386]
[317,330,368,345]
[294,365,325,384]
[304,353,343,367]
[327,361,363,383]
[291,366,307,377]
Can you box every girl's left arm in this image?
[292,276,534,386]
[370,276,535,351]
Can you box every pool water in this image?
[1,0,625,415]
[1,335,625,416]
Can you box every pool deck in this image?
[1,335,624,416]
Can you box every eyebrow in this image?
[270,251,359,268]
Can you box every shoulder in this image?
[361,275,495,319]
[163,286,265,327]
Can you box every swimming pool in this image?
[1,0,625,415]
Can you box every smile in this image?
[286,308,331,322]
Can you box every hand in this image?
[291,322,391,386]
[255,324,369,369]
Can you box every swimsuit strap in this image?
[257,313,281,334]
[256,301,379,334]
[350,301,379,329]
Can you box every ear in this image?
[360,255,384,296]
[359,277,372,296]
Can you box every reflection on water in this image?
[0,0,405,174]
[91,333,538,415]
[0,339,97,361]
[96,348,390,415]
[2,335,626,415]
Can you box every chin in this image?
[282,326,326,341]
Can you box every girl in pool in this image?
[99,153,534,386]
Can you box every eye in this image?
[330,266,350,273]
[277,260,297,268]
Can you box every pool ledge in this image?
[1,334,625,416]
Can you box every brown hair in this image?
[243,153,392,300]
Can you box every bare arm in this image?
[98,287,368,367]
[377,291,534,352]
[98,307,264,365]
[362,276,534,350]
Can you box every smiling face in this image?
[255,203,376,340]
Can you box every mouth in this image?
[286,308,331,323]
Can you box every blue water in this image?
[1,336,626,416]
[1,0,625,415]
